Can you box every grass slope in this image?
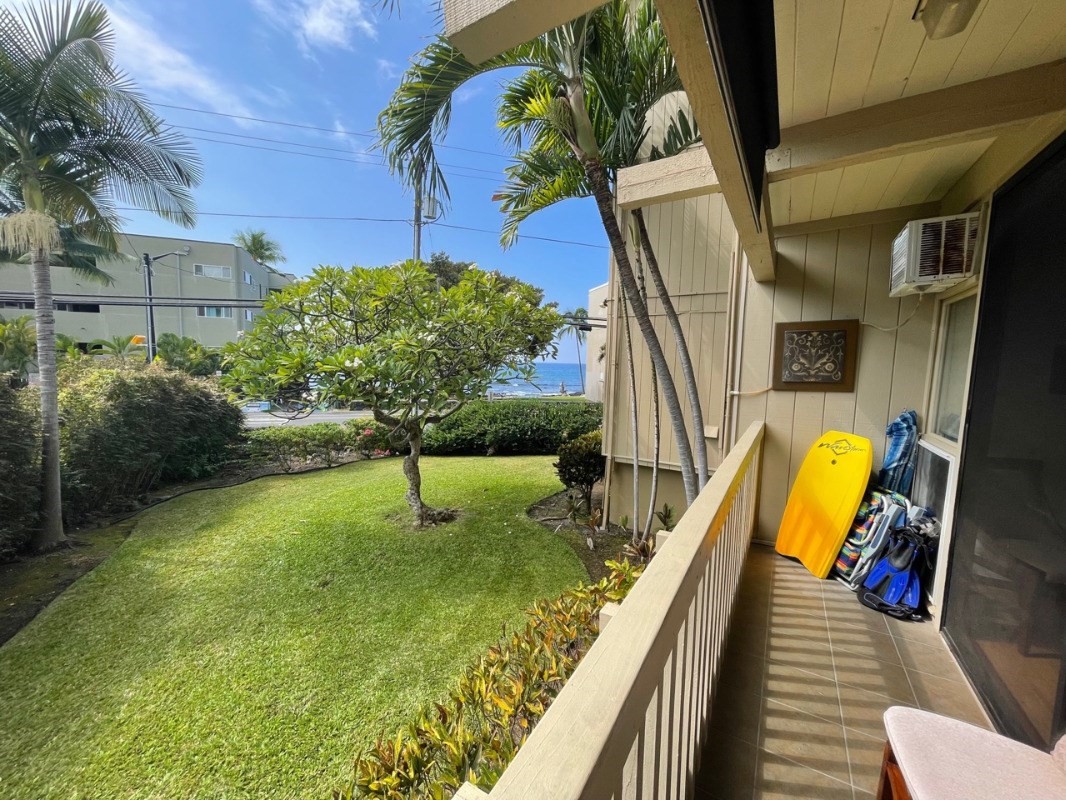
[0,456,585,800]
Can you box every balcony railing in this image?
[459,421,765,800]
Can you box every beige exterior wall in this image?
[734,222,936,542]
[585,282,609,403]
[602,193,739,523]
[0,234,295,349]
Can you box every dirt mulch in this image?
[527,490,631,582]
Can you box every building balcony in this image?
[456,420,989,800]
[697,546,988,799]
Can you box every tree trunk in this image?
[633,207,709,490]
[402,424,455,527]
[582,160,698,503]
[619,288,640,543]
[633,239,661,544]
[31,248,66,550]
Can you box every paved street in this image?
[242,409,372,429]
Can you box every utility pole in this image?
[141,245,191,362]
[412,158,424,262]
[142,253,157,363]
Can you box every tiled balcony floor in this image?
[695,544,990,799]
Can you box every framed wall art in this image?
[772,319,859,393]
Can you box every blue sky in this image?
[97,0,608,330]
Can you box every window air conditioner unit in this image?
[890,212,981,297]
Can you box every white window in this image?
[244,309,254,322]
[243,270,254,285]
[930,292,978,443]
[196,306,233,319]
[194,264,231,279]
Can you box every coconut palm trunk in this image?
[618,286,640,541]
[31,246,64,547]
[632,235,661,543]
[633,207,708,489]
[582,160,698,503]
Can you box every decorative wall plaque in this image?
[772,319,859,393]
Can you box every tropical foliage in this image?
[245,420,401,472]
[554,429,605,514]
[233,228,286,265]
[58,361,242,523]
[339,559,643,799]
[90,334,144,359]
[0,315,36,385]
[0,379,38,558]
[0,0,201,548]
[155,332,223,376]
[223,261,562,525]
[378,0,707,504]
[423,398,602,456]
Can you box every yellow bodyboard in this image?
[775,430,873,579]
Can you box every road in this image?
[242,409,372,429]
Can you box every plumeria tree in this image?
[223,261,561,526]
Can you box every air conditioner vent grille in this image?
[890,212,981,297]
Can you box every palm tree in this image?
[378,0,706,502]
[563,307,588,394]
[0,0,201,549]
[233,229,286,265]
[91,334,144,359]
[54,333,83,359]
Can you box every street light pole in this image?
[142,246,190,362]
[142,253,157,362]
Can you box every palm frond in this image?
[496,147,590,248]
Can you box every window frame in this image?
[196,305,233,319]
[193,263,232,280]
[925,286,980,453]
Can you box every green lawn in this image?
[0,456,585,800]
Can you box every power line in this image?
[153,102,511,160]
[183,135,502,183]
[174,124,504,176]
[112,207,608,250]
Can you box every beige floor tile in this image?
[762,661,842,723]
[893,634,967,682]
[716,648,767,700]
[907,669,990,728]
[823,598,892,636]
[696,730,758,800]
[753,749,855,800]
[822,654,917,704]
[884,615,944,647]
[843,726,888,794]
[709,683,763,746]
[837,682,915,740]
[757,698,852,784]
[830,627,905,667]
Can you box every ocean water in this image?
[489,361,588,397]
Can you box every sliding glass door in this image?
[943,134,1066,748]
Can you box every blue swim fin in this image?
[863,535,918,605]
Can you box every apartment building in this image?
[0,233,296,349]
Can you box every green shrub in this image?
[246,423,344,471]
[339,559,644,799]
[554,430,606,513]
[0,378,39,558]
[345,419,405,458]
[59,361,244,523]
[423,400,602,456]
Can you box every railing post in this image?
[653,529,671,551]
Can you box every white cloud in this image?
[252,0,377,53]
[455,85,483,105]
[376,58,401,80]
[104,2,258,122]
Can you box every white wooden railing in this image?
[458,421,765,800]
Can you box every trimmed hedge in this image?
[245,420,403,472]
[59,361,244,524]
[340,559,644,799]
[0,379,39,558]
[554,430,605,512]
[423,400,602,456]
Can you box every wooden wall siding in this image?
[605,193,737,481]
[769,138,994,226]
[734,222,936,542]
[775,0,1066,128]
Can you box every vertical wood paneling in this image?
[738,221,935,541]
